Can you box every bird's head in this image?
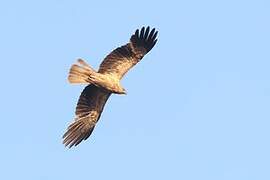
[118,87,127,95]
[121,88,127,95]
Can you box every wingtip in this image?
[62,117,96,148]
[134,26,158,40]
[130,26,158,55]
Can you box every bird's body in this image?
[88,71,126,94]
[63,26,158,148]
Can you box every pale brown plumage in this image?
[63,26,158,148]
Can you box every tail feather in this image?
[77,59,92,69]
[68,59,95,84]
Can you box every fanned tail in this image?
[68,59,96,84]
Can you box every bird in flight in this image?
[62,26,158,148]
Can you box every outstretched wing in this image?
[98,26,158,79]
[63,85,111,148]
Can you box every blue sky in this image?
[0,0,270,179]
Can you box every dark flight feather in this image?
[63,85,111,148]
[98,26,158,79]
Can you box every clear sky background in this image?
[0,0,270,179]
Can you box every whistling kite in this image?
[62,27,158,148]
